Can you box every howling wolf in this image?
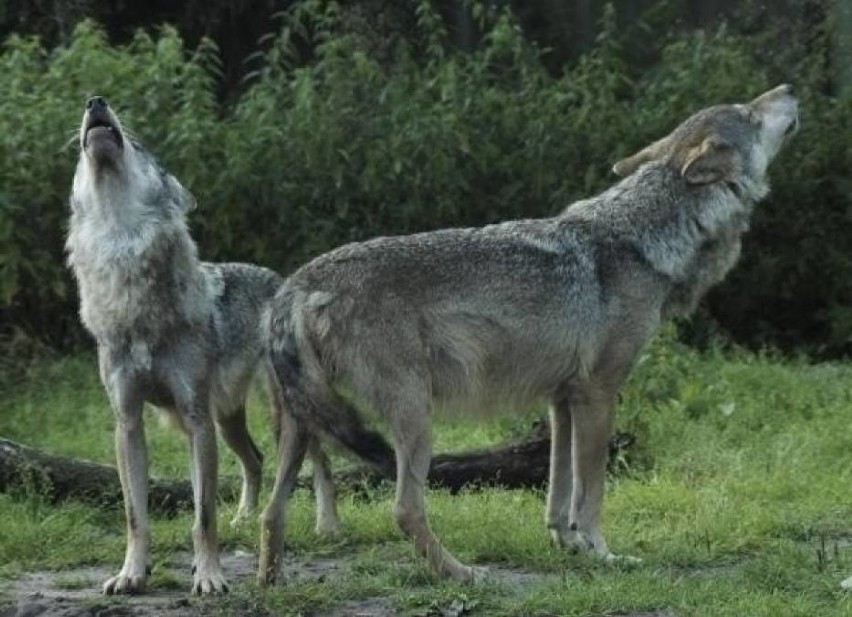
[258,85,799,583]
[67,97,339,595]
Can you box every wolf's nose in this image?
[86,96,108,111]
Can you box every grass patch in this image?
[1,342,851,615]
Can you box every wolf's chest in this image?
[79,255,165,325]
[664,231,744,318]
[70,229,210,342]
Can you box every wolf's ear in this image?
[612,135,673,177]
[680,136,738,185]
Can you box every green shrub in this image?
[0,2,849,354]
[0,21,224,346]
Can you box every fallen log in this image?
[0,427,635,512]
[406,421,554,491]
[0,437,238,515]
[337,422,636,492]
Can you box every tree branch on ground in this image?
[0,427,635,513]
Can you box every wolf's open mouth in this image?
[84,114,122,148]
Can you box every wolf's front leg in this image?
[545,398,574,547]
[566,386,614,558]
[563,385,639,564]
[103,376,150,594]
[186,400,228,594]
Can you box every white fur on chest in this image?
[67,204,214,348]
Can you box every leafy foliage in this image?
[0,3,849,353]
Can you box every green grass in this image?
[1,338,851,616]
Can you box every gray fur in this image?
[67,97,338,596]
[258,85,799,583]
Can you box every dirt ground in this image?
[1,550,392,617]
[1,550,678,617]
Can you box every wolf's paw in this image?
[469,565,490,584]
[451,564,490,584]
[192,567,229,595]
[603,552,642,566]
[257,565,284,587]
[102,567,147,595]
[549,524,637,564]
[314,513,340,536]
[550,525,595,554]
[257,551,283,587]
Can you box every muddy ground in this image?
[1,550,678,617]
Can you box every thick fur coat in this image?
[258,86,799,583]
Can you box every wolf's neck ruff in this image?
[563,161,760,317]
[67,167,212,352]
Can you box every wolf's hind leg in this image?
[387,385,485,583]
[217,405,263,525]
[308,438,339,535]
[258,409,310,585]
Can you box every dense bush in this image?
[1,2,849,353]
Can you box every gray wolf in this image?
[66,97,338,595]
[843,575,852,590]
[257,85,799,583]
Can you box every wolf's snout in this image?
[81,95,123,157]
[767,83,795,99]
[752,84,797,107]
[86,96,108,111]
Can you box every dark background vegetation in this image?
[1,0,850,358]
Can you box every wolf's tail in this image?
[263,286,396,478]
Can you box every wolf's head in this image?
[612,85,798,194]
[72,96,195,217]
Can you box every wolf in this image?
[843,575,852,590]
[257,85,799,583]
[66,97,339,595]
